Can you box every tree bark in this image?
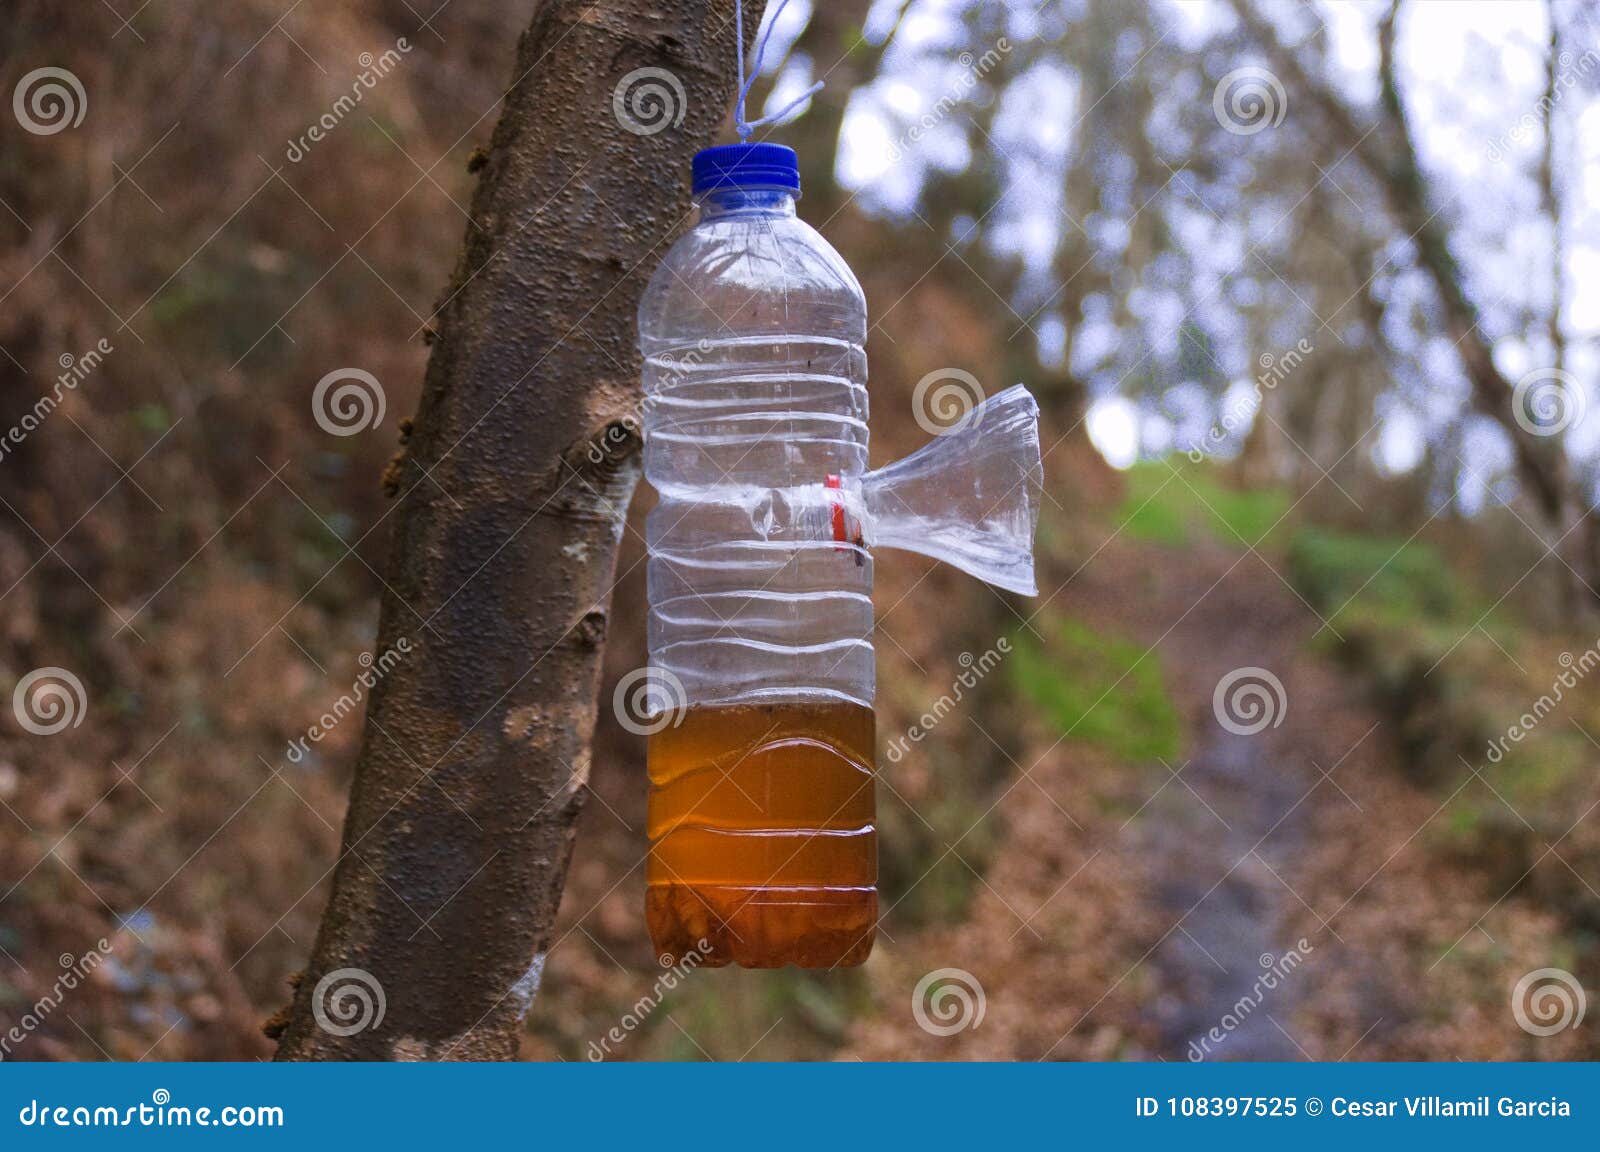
[274,0,765,1061]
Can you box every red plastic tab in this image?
[825,474,847,545]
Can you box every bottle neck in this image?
[698,186,798,220]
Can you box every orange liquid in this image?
[646,701,877,968]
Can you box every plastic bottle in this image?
[638,143,1042,969]
[639,143,874,968]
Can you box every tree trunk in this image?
[274,0,765,1061]
[1226,0,1596,606]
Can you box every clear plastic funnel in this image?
[858,384,1043,596]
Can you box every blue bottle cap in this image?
[692,143,801,196]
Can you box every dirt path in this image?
[844,536,1452,1060]
[1113,541,1346,1061]
[1137,732,1311,1060]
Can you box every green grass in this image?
[1289,527,1463,624]
[647,967,869,1061]
[1282,526,1509,785]
[1287,526,1524,669]
[1011,619,1180,762]
[1488,730,1590,810]
[1117,459,1291,549]
[133,403,171,435]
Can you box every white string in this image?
[734,0,825,140]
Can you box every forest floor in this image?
[839,466,1596,1061]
